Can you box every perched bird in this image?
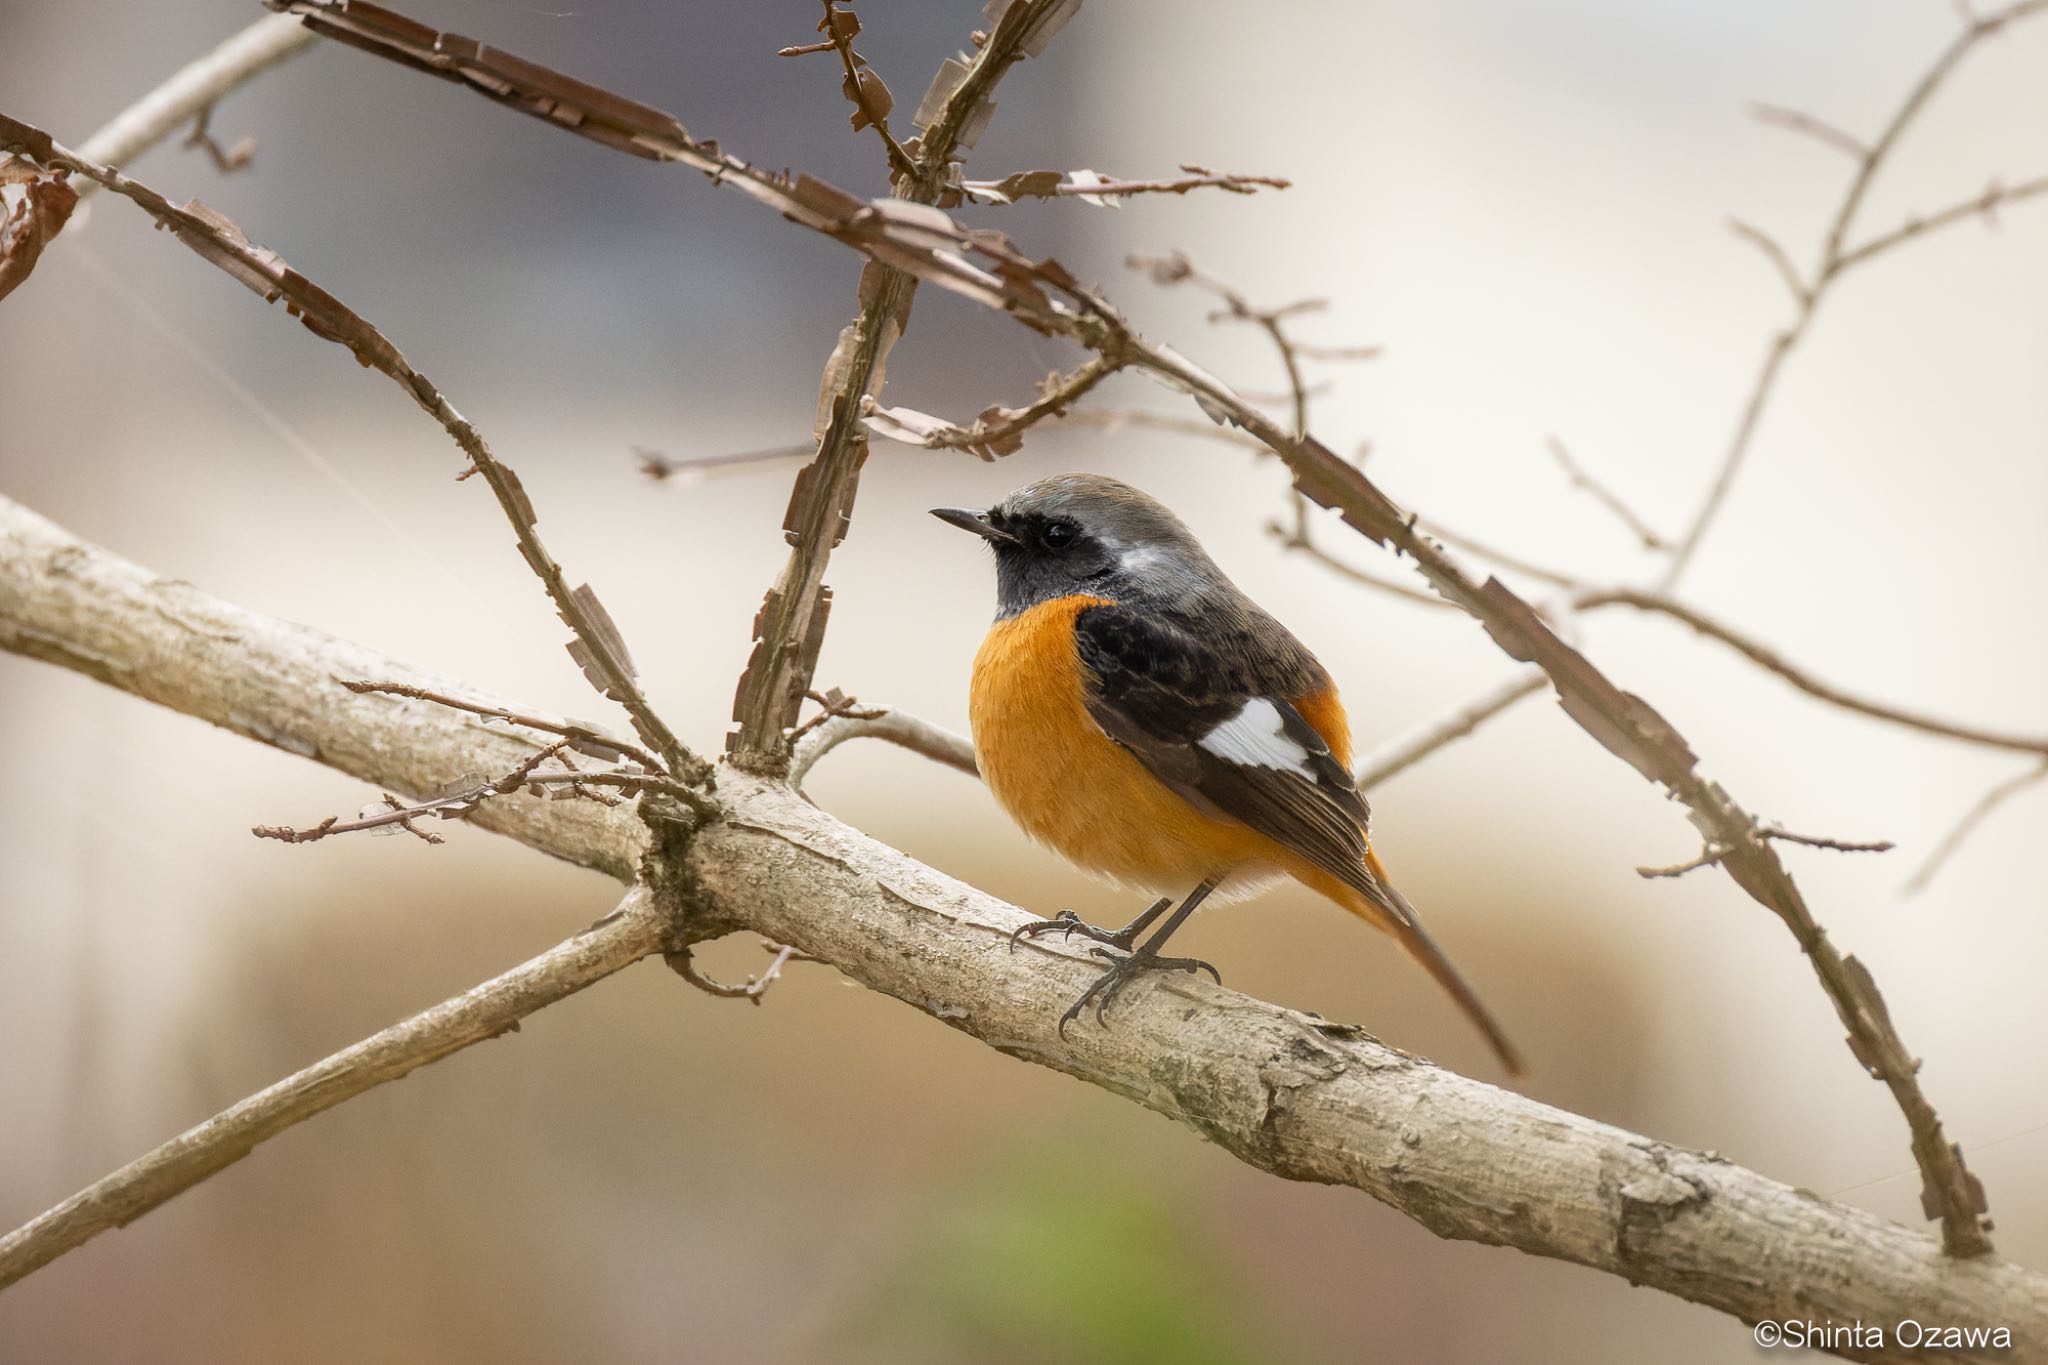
[934,473,1522,1074]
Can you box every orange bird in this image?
[935,473,1521,1074]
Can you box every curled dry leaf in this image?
[0,158,78,304]
[843,67,894,133]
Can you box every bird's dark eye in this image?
[1040,520,1078,550]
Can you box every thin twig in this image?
[251,746,684,845]
[1576,589,2048,760]
[862,354,1119,460]
[1637,844,1729,879]
[1726,216,1812,306]
[180,105,256,175]
[1759,825,1895,855]
[1353,669,1550,790]
[664,940,806,1005]
[787,703,978,788]
[1542,436,1669,551]
[1905,758,2048,894]
[807,1,915,178]
[1748,102,1870,161]
[340,680,669,771]
[1639,826,1893,880]
[634,442,813,483]
[1043,406,1271,453]
[1412,517,1579,589]
[1836,173,2048,273]
[0,888,668,1290]
[1268,520,1453,610]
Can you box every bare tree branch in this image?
[727,0,1078,774]
[1662,0,2048,586]
[665,940,807,1004]
[1836,173,2048,273]
[1046,405,1272,452]
[1905,758,2048,894]
[863,354,1119,460]
[74,12,314,179]
[788,703,978,788]
[0,885,670,1290]
[1748,101,1870,161]
[1639,826,1894,880]
[794,1,915,178]
[1353,669,1551,789]
[1268,520,1456,610]
[4,496,2043,1348]
[1542,435,1669,551]
[1577,589,2048,760]
[0,120,707,793]
[0,495,648,879]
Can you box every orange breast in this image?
[969,595,1275,893]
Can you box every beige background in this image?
[2,1,2044,1361]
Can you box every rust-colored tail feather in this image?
[1332,849,1524,1076]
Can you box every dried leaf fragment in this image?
[843,66,894,132]
[0,158,78,304]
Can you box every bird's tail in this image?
[1305,849,1524,1077]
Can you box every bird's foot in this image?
[1056,945,1222,1038]
[1008,897,1171,953]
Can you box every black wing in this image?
[1073,603,1371,886]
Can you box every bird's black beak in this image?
[930,506,1017,544]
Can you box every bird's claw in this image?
[1053,946,1223,1039]
[1009,899,1170,953]
[1009,908,1092,948]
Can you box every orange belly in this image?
[969,595,1278,894]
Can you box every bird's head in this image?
[932,473,1222,617]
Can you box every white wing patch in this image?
[1199,698,1317,778]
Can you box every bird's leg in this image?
[1051,878,1224,1037]
[1009,895,1173,952]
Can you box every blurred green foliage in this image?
[847,1149,1306,1365]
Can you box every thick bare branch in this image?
[697,772,2039,1362]
[0,496,648,878]
[0,886,669,1290]
[5,494,2043,1348]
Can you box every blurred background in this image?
[3,1,2045,1360]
